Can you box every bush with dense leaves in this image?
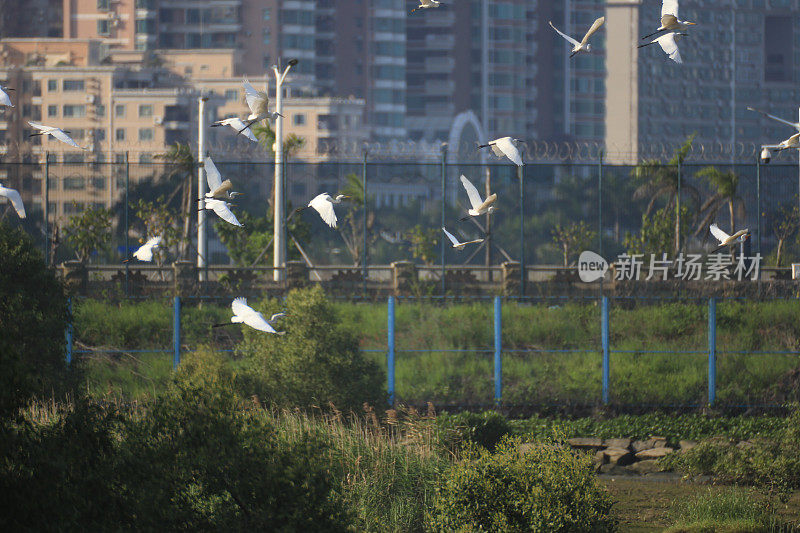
[436,410,511,451]
[237,286,386,412]
[0,381,353,530]
[429,437,617,532]
[0,223,72,416]
[663,408,800,501]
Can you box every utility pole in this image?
[484,166,492,267]
[272,59,298,282]
[197,95,208,280]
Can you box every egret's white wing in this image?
[661,0,679,18]
[747,107,800,131]
[242,78,267,117]
[656,33,682,64]
[27,121,50,132]
[204,156,223,191]
[709,223,731,244]
[580,17,605,46]
[133,236,161,261]
[459,175,484,210]
[492,137,523,166]
[442,227,461,247]
[228,118,259,142]
[460,238,484,246]
[0,186,25,218]
[51,129,84,149]
[231,297,252,317]
[309,194,337,228]
[420,0,435,6]
[0,87,13,107]
[269,312,286,321]
[548,21,580,48]
[208,199,243,227]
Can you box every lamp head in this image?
[760,146,772,164]
[287,58,299,67]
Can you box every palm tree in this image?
[693,166,745,241]
[339,172,375,265]
[631,134,700,252]
[154,143,195,259]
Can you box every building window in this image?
[115,104,125,117]
[293,114,306,126]
[63,201,85,214]
[63,80,84,91]
[224,89,238,101]
[139,153,153,164]
[95,129,106,141]
[138,104,153,117]
[63,105,86,118]
[262,8,270,20]
[63,176,86,190]
[90,177,106,190]
[263,28,270,45]
[114,152,126,164]
[47,105,58,117]
[96,105,106,117]
[138,128,154,141]
[97,0,109,9]
[115,128,126,141]
[47,79,58,92]
[97,19,110,35]
[63,153,85,163]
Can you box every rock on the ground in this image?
[678,440,697,452]
[631,440,651,453]
[629,459,661,475]
[603,438,631,450]
[603,447,635,466]
[568,437,604,450]
[647,436,668,449]
[635,446,674,460]
[594,450,607,465]
[599,463,635,476]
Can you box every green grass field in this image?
[72,298,800,405]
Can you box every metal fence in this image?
[2,156,800,271]
[65,295,800,410]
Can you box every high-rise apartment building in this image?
[606,0,800,163]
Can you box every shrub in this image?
[237,287,386,412]
[0,223,72,416]
[436,410,511,451]
[429,437,617,532]
[665,408,800,502]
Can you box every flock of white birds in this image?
[0,0,793,331]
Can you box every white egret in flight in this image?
[202,198,243,227]
[0,183,25,218]
[213,298,286,334]
[709,223,750,253]
[638,32,686,64]
[549,17,605,58]
[124,236,161,262]
[478,137,523,166]
[410,0,441,14]
[203,156,241,200]
[241,77,281,131]
[0,85,14,107]
[210,117,259,142]
[459,175,496,220]
[760,133,800,162]
[291,193,350,229]
[28,121,86,149]
[642,0,696,40]
[442,227,484,250]
[746,107,800,132]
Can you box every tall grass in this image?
[73,299,800,404]
[664,488,793,533]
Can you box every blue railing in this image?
[64,295,800,408]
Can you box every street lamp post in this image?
[271,59,298,282]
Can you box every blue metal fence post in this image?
[708,297,717,407]
[173,296,181,369]
[387,296,395,406]
[494,296,502,405]
[65,297,73,365]
[601,296,610,405]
